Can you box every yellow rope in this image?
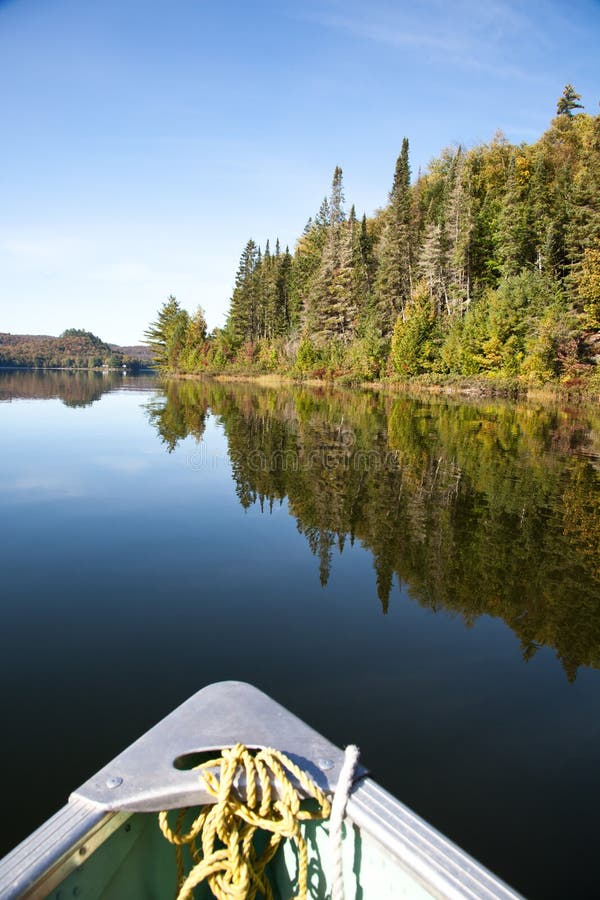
[158,743,332,900]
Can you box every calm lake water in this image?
[1,369,600,897]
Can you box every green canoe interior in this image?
[49,812,422,900]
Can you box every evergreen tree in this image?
[253,244,263,338]
[291,225,327,331]
[390,283,437,376]
[305,168,358,342]
[528,150,559,275]
[374,138,412,334]
[497,153,536,275]
[556,84,584,118]
[315,198,331,227]
[359,213,377,295]
[275,244,293,334]
[443,148,473,313]
[330,165,346,224]
[144,296,189,370]
[307,222,355,342]
[349,206,370,322]
[260,239,279,339]
[228,239,259,344]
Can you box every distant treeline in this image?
[0,329,152,370]
[146,86,600,386]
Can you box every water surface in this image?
[1,370,600,898]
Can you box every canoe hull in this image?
[0,683,521,899]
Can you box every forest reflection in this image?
[0,370,156,407]
[146,379,600,681]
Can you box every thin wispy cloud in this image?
[294,0,556,81]
[443,55,546,85]
[302,11,462,54]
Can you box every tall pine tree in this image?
[305,167,359,342]
[374,138,412,334]
[228,239,259,344]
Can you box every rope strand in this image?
[329,745,360,900]
[159,744,332,900]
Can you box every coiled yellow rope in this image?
[158,743,332,900]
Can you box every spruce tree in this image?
[330,166,346,225]
[305,167,358,342]
[349,206,370,323]
[228,239,259,344]
[307,227,352,342]
[275,244,293,335]
[359,213,376,294]
[374,138,412,334]
[260,239,279,339]
[291,226,327,332]
[315,198,331,227]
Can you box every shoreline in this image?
[165,370,600,405]
[7,365,597,405]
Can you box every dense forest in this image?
[146,86,600,387]
[0,329,151,370]
[145,379,600,681]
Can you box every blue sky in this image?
[1,0,598,344]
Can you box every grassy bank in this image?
[166,369,600,405]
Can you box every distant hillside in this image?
[109,343,155,363]
[0,330,153,369]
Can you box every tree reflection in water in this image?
[146,379,600,681]
[0,369,156,408]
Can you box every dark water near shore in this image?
[1,370,600,897]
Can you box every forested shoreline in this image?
[146,86,600,390]
[0,330,152,370]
